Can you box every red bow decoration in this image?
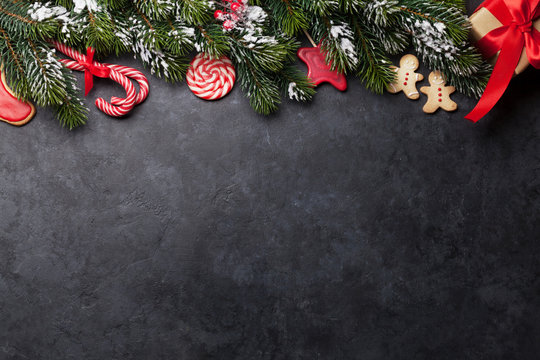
[466,0,540,122]
[80,47,111,96]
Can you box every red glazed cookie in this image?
[297,45,347,91]
[0,70,35,126]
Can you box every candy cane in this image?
[52,41,149,117]
[107,64,149,106]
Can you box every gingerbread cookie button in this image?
[420,71,457,113]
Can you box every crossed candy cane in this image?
[52,41,149,117]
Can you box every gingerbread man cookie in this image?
[387,54,424,100]
[420,71,457,113]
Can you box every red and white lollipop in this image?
[186,54,235,100]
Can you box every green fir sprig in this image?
[0,0,489,129]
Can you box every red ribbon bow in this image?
[80,47,111,96]
[466,0,540,122]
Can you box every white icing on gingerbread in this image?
[387,54,424,100]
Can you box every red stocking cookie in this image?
[387,54,424,100]
[0,70,35,126]
[420,71,457,113]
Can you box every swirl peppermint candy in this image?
[186,54,235,100]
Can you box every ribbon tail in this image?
[83,47,95,96]
[84,71,94,96]
[465,33,524,122]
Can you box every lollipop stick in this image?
[302,29,317,47]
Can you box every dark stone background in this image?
[1,1,539,359]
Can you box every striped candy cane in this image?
[107,64,149,106]
[52,41,149,117]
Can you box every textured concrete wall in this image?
[0,1,539,358]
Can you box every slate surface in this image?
[0,1,539,359]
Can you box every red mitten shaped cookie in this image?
[297,44,347,91]
[0,70,35,126]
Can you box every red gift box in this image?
[466,0,540,122]
[470,7,540,75]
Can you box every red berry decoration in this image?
[231,2,242,12]
[0,70,35,126]
[223,19,235,30]
[214,10,223,19]
[297,44,347,91]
